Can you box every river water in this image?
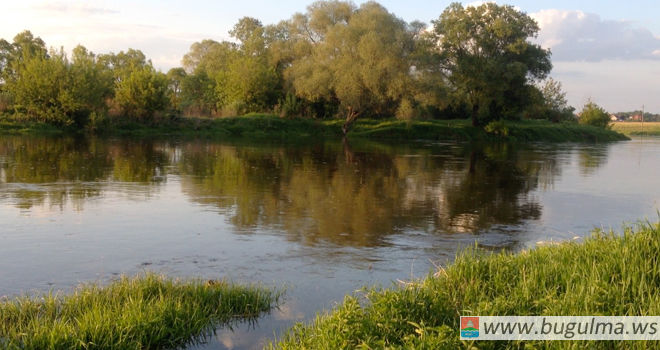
[0,135,658,349]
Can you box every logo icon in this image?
[461,316,480,338]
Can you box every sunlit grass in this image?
[0,273,279,349]
[272,221,660,349]
[612,122,660,136]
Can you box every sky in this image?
[2,0,660,113]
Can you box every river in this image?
[1,135,658,349]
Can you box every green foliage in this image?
[98,48,148,83]
[279,92,304,118]
[180,71,217,115]
[273,221,660,349]
[114,66,170,120]
[432,2,552,126]
[484,120,509,137]
[579,101,611,128]
[526,78,576,122]
[0,273,278,349]
[286,1,417,131]
[395,98,415,121]
[166,67,187,111]
[6,51,78,126]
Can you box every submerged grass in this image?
[612,122,660,136]
[272,221,660,349]
[0,273,278,350]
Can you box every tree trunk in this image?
[342,107,359,135]
[471,104,479,127]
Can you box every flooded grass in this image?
[612,122,660,136]
[272,221,660,349]
[0,273,279,349]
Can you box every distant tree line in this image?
[0,1,583,133]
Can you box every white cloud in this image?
[33,1,119,16]
[0,1,227,71]
[532,9,660,62]
[551,59,660,112]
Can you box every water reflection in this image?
[577,144,611,176]
[2,134,656,350]
[0,135,578,246]
[0,137,169,209]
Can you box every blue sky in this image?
[3,0,660,112]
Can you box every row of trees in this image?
[0,1,579,132]
[0,32,171,127]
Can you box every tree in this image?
[526,77,575,122]
[182,40,235,75]
[7,50,75,125]
[180,40,236,115]
[579,100,610,128]
[166,67,186,111]
[114,65,169,119]
[286,1,417,134]
[180,71,217,115]
[69,45,114,122]
[432,2,551,126]
[1,31,48,96]
[214,17,281,114]
[98,49,149,84]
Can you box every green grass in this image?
[272,221,660,349]
[0,113,629,142]
[0,273,279,350]
[101,114,338,140]
[0,114,63,135]
[344,119,628,142]
[612,122,660,136]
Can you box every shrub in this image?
[579,101,611,128]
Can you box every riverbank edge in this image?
[0,273,279,349]
[0,115,629,142]
[271,220,660,349]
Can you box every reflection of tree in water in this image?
[0,136,168,210]
[437,145,542,233]
[109,140,170,183]
[577,144,610,176]
[0,136,610,246]
[179,140,566,247]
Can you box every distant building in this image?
[630,114,643,121]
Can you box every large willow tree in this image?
[432,2,552,126]
[286,1,417,134]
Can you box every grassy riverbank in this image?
[0,114,629,142]
[612,122,660,136]
[0,273,278,349]
[0,117,64,135]
[272,221,660,349]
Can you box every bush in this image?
[579,101,611,128]
[484,119,509,136]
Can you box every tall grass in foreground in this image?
[272,221,660,349]
[0,273,278,349]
